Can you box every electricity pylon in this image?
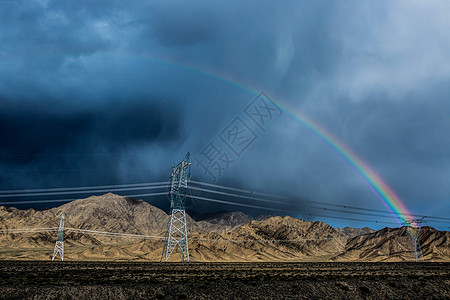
[52,213,65,261]
[402,216,426,262]
[161,152,191,262]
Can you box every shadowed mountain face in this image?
[0,194,448,262]
[335,226,375,237]
[187,210,253,228]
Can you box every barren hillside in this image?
[0,194,448,262]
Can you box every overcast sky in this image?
[1,1,449,230]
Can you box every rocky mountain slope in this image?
[188,210,253,229]
[335,226,375,236]
[0,193,448,262]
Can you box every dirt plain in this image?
[0,261,449,299]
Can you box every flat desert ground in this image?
[1,261,449,299]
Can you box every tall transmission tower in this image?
[52,213,65,261]
[402,216,426,262]
[161,152,191,262]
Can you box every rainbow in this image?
[109,53,414,226]
[13,52,415,225]
[277,105,415,226]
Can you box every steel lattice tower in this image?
[161,152,191,262]
[52,213,65,261]
[402,217,426,262]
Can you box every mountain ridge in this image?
[0,193,448,262]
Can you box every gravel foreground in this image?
[0,261,449,299]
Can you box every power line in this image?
[307,213,399,226]
[2,179,449,222]
[307,207,400,220]
[0,181,169,197]
[0,190,291,214]
[190,180,286,199]
[66,228,165,240]
[0,227,59,233]
[423,219,450,224]
[1,189,449,227]
[191,230,379,243]
[0,185,169,198]
[185,194,413,226]
[186,194,291,213]
[0,226,388,243]
[188,186,288,205]
[0,181,448,227]
[0,176,448,224]
[192,181,450,222]
[0,193,410,227]
[0,192,168,205]
[188,186,414,222]
[189,183,450,225]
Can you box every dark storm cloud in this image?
[148,3,219,47]
[0,96,182,190]
[1,0,449,228]
[0,0,113,59]
[0,98,180,159]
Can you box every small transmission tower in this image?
[52,213,65,261]
[402,216,426,262]
[161,152,191,262]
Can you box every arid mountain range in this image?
[0,193,449,262]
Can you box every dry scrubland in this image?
[0,261,449,299]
